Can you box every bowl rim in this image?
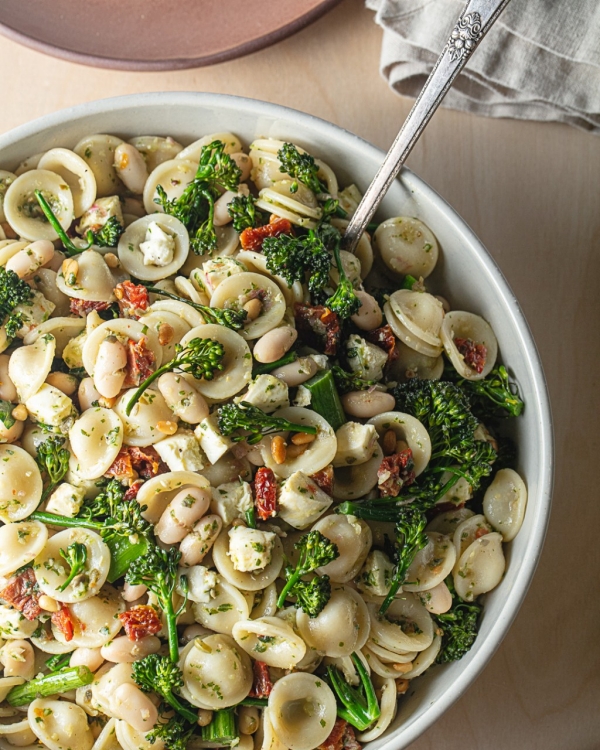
[0,91,554,747]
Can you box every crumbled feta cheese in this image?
[357,550,394,597]
[201,257,246,295]
[235,375,289,414]
[139,221,175,267]
[194,414,233,464]
[176,565,217,603]
[45,482,85,518]
[227,526,276,572]
[76,196,123,235]
[308,354,329,371]
[25,383,75,428]
[346,334,388,381]
[333,422,378,467]
[14,292,55,338]
[278,471,332,530]
[62,311,102,370]
[292,385,312,407]
[210,480,254,525]
[154,430,205,472]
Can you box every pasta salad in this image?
[0,132,527,750]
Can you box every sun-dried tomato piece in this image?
[318,719,362,750]
[454,337,487,374]
[378,448,415,497]
[249,661,273,698]
[253,467,277,521]
[105,449,134,480]
[115,281,150,320]
[365,324,398,364]
[0,568,42,621]
[123,337,156,388]
[69,299,112,317]
[51,604,75,642]
[124,479,144,501]
[240,217,293,252]
[119,605,162,641]
[310,464,334,496]
[106,446,167,480]
[294,304,341,355]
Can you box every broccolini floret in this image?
[0,267,34,341]
[147,714,196,750]
[217,401,316,445]
[444,363,524,419]
[125,337,225,415]
[435,584,482,663]
[0,400,16,430]
[322,223,361,319]
[57,542,87,592]
[227,194,265,232]
[142,286,247,330]
[326,652,381,730]
[262,230,331,294]
[277,143,325,195]
[277,530,339,616]
[155,140,241,255]
[35,435,70,503]
[132,655,198,723]
[331,365,376,394]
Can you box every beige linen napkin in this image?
[366,0,600,132]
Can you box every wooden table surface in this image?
[1,1,599,747]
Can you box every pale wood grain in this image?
[1,0,599,746]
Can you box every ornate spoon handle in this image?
[343,0,511,253]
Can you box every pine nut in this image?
[158,323,174,346]
[395,678,410,694]
[291,432,316,446]
[156,420,178,435]
[11,404,27,422]
[61,258,79,286]
[38,595,60,612]
[104,252,120,268]
[197,708,213,727]
[243,299,263,321]
[114,284,124,300]
[286,443,307,459]
[270,435,287,464]
[382,429,397,456]
[393,661,413,673]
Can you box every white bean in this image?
[69,647,104,673]
[5,241,55,279]
[101,635,161,663]
[45,372,78,396]
[0,419,23,443]
[197,708,214,727]
[271,356,317,387]
[213,190,238,227]
[155,487,212,544]
[1,640,35,680]
[0,355,17,401]
[341,390,396,419]
[418,581,453,614]
[231,152,252,182]
[179,514,222,567]
[157,372,209,424]
[351,290,383,331]
[94,337,128,399]
[122,582,148,602]
[238,706,259,735]
[114,143,149,195]
[111,682,158,732]
[253,326,297,364]
[78,377,102,411]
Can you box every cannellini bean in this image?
[179,514,222,567]
[238,706,259,735]
[1,640,35,681]
[231,153,252,182]
[114,143,149,195]
[155,487,212,544]
[197,708,214,727]
[0,355,17,402]
[271,356,317,387]
[213,190,238,226]
[418,581,453,614]
[101,635,161,663]
[122,582,148,602]
[341,390,395,418]
[94,337,128,399]
[157,372,209,424]
[350,290,383,331]
[253,326,297,364]
[45,372,78,396]
[78,377,102,411]
[5,241,55,279]
[69,647,104,673]
[110,682,158,732]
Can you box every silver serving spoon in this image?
[343,0,511,253]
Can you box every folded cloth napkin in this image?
[366,0,600,132]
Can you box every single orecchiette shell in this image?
[38,148,97,218]
[192,576,250,635]
[232,616,307,669]
[365,640,416,664]
[136,472,210,524]
[257,181,321,228]
[368,593,434,654]
[117,213,189,280]
[363,647,410,678]
[143,158,198,215]
[113,388,173,446]
[250,582,279,619]
[368,411,432,476]
[332,443,383,500]
[268,672,337,750]
[28,699,93,750]
[384,302,442,359]
[483,468,527,542]
[0,603,39,639]
[375,216,439,279]
[178,633,253,709]
[426,507,474,536]
[8,332,55,402]
[296,585,370,658]
[312,515,372,583]
[74,134,124,198]
[440,311,498,380]
[138,310,191,362]
[116,720,164,750]
[52,584,125,648]
[147,299,204,328]
[357,677,398,742]
[4,169,74,241]
[0,170,16,222]
[210,272,286,341]
[403,532,456,592]
[388,339,444,382]
[178,132,243,162]
[387,290,444,350]
[0,445,43,522]
[69,407,124,479]
[454,532,506,601]
[260,407,337,479]
[212,527,284,591]
[180,324,252,402]
[15,152,45,176]
[235,251,303,308]
[34,528,110,603]
[452,514,494,565]
[56,249,116,302]
[129,135,183,172]
[0,520,47,578]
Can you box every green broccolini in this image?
[7,667,93,706]
[444,363,524,419]
[227,194,265,232]
[331,365,377,394]
[217,401,317,445]
[141,285,247,330]
[277,142,326,195]
[155,140,241,255]
[327,652,381,731]
[201,709,238,746]
[277,530,339,616]
[35,435,70,503]
[435,583,482,662]
[323,223,361,319]
[147,714,196,750]
[57,542,88,592]
[0,267,34,341]
[262,230,331,294]
[132,655,198,723]
[0,400,16,430]
[125,337,225,415]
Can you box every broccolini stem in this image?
[252,350,297,376]
[7,667,93,706]
[239,697,268,707]
[34,191,82,256]
[125,361,173,416]
[29,511,104,531]
[44,653,71,672]
[201,708,238,745]
[143,286,247,330]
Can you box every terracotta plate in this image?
[0,0,342,71]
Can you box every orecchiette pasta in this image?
[4,170,74,241]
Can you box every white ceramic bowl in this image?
[0,93,553,748]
